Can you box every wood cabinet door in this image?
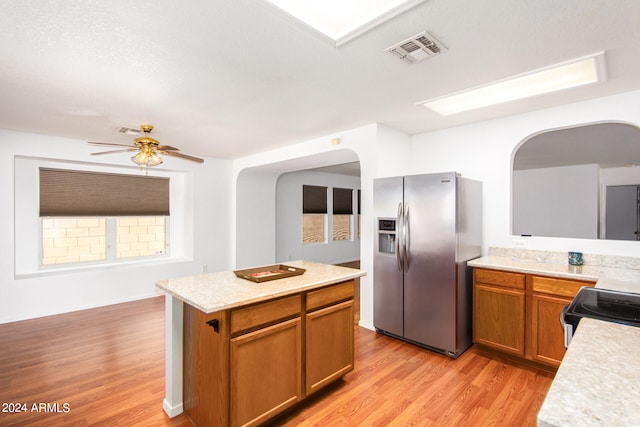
[530,293,569,367]
[183,306,230,427]
[230,317,302,427]
[306,300,354,395]
[473,284,526,356]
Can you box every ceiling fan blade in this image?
[157,145,179,151]
[88,141,134,148]
[161,151,205,163]
[91,148,138,156]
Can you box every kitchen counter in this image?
[156,260,365,313]
[155,260,366,419]
[468,252,640,426]
[468,255,640,288]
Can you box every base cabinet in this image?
[473,268,526,356]
[529,293,569,366]
[473,268,594,368]
[527,275,592,367]
[230,318,302,427]
[306,300,354,395]
[183,280,355,427]
[474,283,525,356]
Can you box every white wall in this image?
[410,89,640,258]
[602,166,640,186]
[233,123,408,330]
[276,170,361,264]
[513,164,599,239]
[235,168,280,268]
[1,129,233,323]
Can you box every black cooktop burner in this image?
[565,287,640,327]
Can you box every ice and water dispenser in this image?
[377,218,397,254]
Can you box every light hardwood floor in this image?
[0,296,553,426]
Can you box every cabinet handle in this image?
[206,319,219,333]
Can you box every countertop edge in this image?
[155,262,366,314]
[468,257,599,282]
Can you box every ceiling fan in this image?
[88,124,204,171]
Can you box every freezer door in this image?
[403,173,457,352]
[373,176,404,336]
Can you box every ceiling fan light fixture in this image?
[131,146,163,168]
[89,124,203,173]
[131,151,146,166]
[147,151,163,167]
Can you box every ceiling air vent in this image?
[118,126,144,136]
[385,30,448,64]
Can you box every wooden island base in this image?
[183,280,355,427]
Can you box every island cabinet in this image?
[473,268,594,368]
[183,280,355,427]
[305,281,354,396]
[229,295,303,427]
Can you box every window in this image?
[39,168,169,267]
[42,217,106,265]
[332,187,353,241]
[41,216,167,266]
[302,185,327,244]
[117,217,167,259]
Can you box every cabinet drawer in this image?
[531,275,595,298]
[231,295,301,335]
[306,281,355,311]
[474,268,525,290]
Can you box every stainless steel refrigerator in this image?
[374,172,482,358]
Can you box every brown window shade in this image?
[303,185,327,214]
[39,168,170,216]
[333,187,353,215]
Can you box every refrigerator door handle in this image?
[404,203,410,271]
[397,202,403,271]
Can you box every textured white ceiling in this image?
[1,0,639,160]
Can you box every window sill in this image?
[14,256,192,280]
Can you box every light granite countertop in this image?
[467,251,640,427]
[155,260,366,314]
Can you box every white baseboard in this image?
[358,319,375,331]
[162,398,184,418]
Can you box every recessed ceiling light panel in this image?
[264,0,427,46]
[418,52,607,115]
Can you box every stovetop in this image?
[565,287,640,327]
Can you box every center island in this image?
[156,260,366,427]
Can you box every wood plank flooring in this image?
[274,331,553,426]
[0,296,553,426]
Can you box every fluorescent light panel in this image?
[264,0,426,45]
[419,52,606,115]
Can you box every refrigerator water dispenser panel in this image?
[378,218,397,254]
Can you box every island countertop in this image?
[155,260,366,314]
[468,254,640,427]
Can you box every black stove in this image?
[565,287,640,328]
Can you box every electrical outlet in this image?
[513,237,528,248]
[202,264,208,273]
